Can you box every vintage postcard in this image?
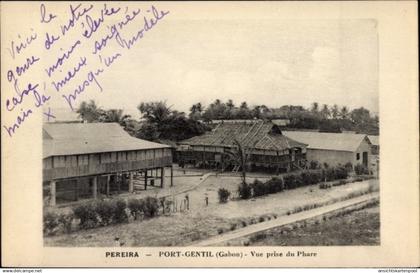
[1,1,418,268]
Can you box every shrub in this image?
[344,162,353,172]
[218,188,231,203]
[251,179,266,197]
[283,174,297,189]
[217,228,224,234]
[143,197,159,218]
[128,199,145,220]
[113,199,128,223]
[309,160,319,169]
[58,213,74,234]
[230,223,237,231]
[73,202,98,229]
[95,200,115,226]
[258,216,265,222]
[265,177,284,193]
[238,182,252,199]
[355,163,369,175]
[335,166,349,179]
[300,172,311,186]
[319,183,331,189]
[43,211,61,236]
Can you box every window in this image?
[117,152,126,161]
[110,152,117,162]
[78,155,89,166]
[356,153,360,160]
[127,151,136,161]
[155,149,162,158]
[137,151,145,160]
[53,156,65,168]
[100,153,111,163]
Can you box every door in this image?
[362,152,368,168]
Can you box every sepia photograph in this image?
[39,8,380,248]
[1,1,418,268]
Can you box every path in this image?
[191,192,379,246]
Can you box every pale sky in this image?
[44,16,379,118]
[87,20,378,117]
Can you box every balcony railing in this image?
[43,156,172,181]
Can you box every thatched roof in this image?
[43,123,169,158]
[180,120,307,151]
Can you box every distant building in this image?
[367,135,379,175]
[283,131,372,169]
[177,120,307,173]
[367,135,379,155]
[43,123,173,206]
[271,119,291,127]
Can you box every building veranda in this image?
[176,120,308,173]
[43,123,173,206]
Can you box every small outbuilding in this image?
[283,131,372,169]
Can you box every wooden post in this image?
[129,172,134,193]
[106,175,110,196]
[117,173,121,194]
[50,180,56,206]
[170,165,173,187]
[161,167,165,188]
[144,170,148,190]
[75,179,79,201]
[92,176,97,199]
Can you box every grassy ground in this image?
[242,205,380,246]
[44,175,378,247]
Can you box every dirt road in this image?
[191,192,379,246]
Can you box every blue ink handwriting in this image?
[40,3,57,23]
[51,56,87,92]
[45,40,81,77]
[7,29,37,59]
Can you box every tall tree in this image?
[320,104,331,119]
[310,102,319,115]
[76,100,104,122]
[340,106,349,119]
[138,101,171,124]
[189,102,203,120]
[331,104,339,119]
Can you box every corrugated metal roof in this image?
[283,131,369,152]
[368,135,379,146]
[180,120,307,151]
[43,123,169,158]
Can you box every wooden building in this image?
[176,120,307,173]
[43,123,173,206]
[283,131,372,169]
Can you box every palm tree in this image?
[340,106,349,119]
[320,104,330,119]
[331,104,339,119]
[76,100,103,122]
[100,109,131,123]
[310,102,319,114]
[224,139,248,183]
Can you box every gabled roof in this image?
[282,131,370,152]
[43,123,169,158]
[180,120,307,151]
[368,135,379,146]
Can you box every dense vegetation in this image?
[76,99,379,143]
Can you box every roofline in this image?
[43,146,172,159]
